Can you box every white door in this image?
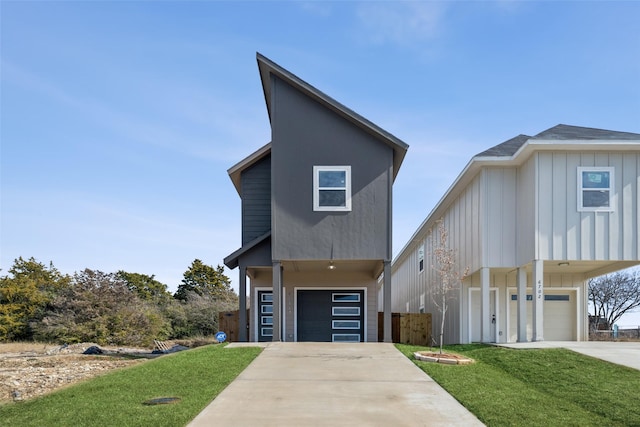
[508,290,576,342]
[544,293,575,341]
[470,288,497,343]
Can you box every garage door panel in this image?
[297,290,364,342]
[508,291,575,342]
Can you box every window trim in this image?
[332,320,361,329]
[332,293,361,303]
[332,333,361,342]
[332,307,360,316]
[418,244,425,273]
[577,167,614,212]
[313,166,352,212]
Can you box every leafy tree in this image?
[164,290,239,338]
[174,259,237,304]
[35,269,170,346]
[430,220,469,354]
[0,257,70,341]
[589,270,640,330]
[117,271,172,302]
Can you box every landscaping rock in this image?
[83,346,104,355]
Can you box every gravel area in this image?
[0,343,148,403]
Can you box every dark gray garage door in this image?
[297,290,364,342]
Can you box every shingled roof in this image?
[532,124,640,140]
[475,124,640,159]
[475,134,531,158]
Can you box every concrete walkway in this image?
[497,341,640,370]
[188,342,484,427]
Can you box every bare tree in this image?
[430,220,469,354]
[589,270,640,329]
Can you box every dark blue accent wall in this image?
[241,154,272,245]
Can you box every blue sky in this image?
[2,1,639,322]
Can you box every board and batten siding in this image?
[516,156,537,265]
[241,155,272,245]
[390,174,484,343]
[535,151,640,261]
[483,168,518,267]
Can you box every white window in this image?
[313,166,351,211]
[418,244,425,272]
[332,320,360,329]
[332,334,360,342]
[578,167,614,212]
[332,293,360,303]
[332,307,360,316]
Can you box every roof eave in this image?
[227,142,272,195]
[392,137,640,269]
[223,231,272,270]
[256,53,409,179]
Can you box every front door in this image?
[470,288,497,343]
[257,290,273,342]
[297,290,364,342]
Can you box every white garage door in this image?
[508,291,576,342]
[544,293,576,341]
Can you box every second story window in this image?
[578,167,614,212]
[313,166,351,211]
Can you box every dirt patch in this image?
[0,343,150,403]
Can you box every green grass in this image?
[397,344,640,427]
[0,344,262,427]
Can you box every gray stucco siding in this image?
[237,237,272,268]
[270,76,393,261]
[241,155,271,245]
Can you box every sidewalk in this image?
[188,342,484,426]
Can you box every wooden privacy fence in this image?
[219,310,431,345]
[218,310,249,342]
[378,313,432,346]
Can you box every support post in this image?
[272,261,282,342]
[516,267,527,342]
[383,261,392,343]
[532,259,544,341]
[238,266,247,342]
[480,267,491,343]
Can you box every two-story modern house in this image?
[224,54,408,342]
[390,125,640,344]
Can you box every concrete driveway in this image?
[498,341,640,370]
[188,342,483,427]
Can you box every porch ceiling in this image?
[284,260,384,278]
[488,260,639,279]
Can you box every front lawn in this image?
[397,344,640,427]
[0,344,262,427]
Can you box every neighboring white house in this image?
[390,125,640,344]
